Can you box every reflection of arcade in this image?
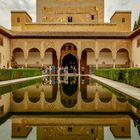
[61,77,78,108]
[81,76,96,102]
[11,115,131,140]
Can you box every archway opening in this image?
[28,84,41,103]
[44,48,58,67]
[80,48,95,74]
[12,89,25,103]
[116,49,130,68]
[12,48,24,68]
[99,48,113,68]
[62,53,78,73]
[61,43,78,73]
[28,48,41,68]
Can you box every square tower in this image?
[36,0,104,24]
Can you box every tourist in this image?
[81,66,85,74]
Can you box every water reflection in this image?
[0,76,140,139]
[11,115,131,140]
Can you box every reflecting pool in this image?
[0,76,140,140]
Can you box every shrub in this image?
[0,68,42,81]
[95,68,140,88]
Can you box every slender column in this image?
[24,42,28,68]
[40,42,44,67]
[25,59,27,68]
[96,59,98,69]
[78,59,80,75]
[24,91,28,111]
[113,59,116,68]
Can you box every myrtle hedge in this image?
[0,68,42,81]
[95,68,140,88]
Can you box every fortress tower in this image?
[36,0,104,24]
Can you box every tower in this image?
[36,0,104,23]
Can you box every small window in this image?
[0,37,3,46]
[137,39,140,47]
[91,15,94,20]
[68,17,72,22]
[17,127,20,132]
[122,18,125,23]
[91,129,94,134]
[68,127,72,132]
[121,127,125,132]
[17,17,20,23]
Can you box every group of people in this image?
[42,65,69,75]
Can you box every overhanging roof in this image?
[0,25,140,39]
[11,31,130,39]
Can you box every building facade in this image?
[0,0,140,73]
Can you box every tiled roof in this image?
[11,31,130,39]
[0,25,140,39]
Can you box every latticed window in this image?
[122,17,125,23]
[0,37,3,46]
[68,17,72,22]
[17,17,20,23]
[137,39,140,47]
[91,15,94,20]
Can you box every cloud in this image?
[0,0,36,28]
[120,0,130,6]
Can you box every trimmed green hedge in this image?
[0,68,42,81]
[95,68,140,88]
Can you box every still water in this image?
[0,76,140,140]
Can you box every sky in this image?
[0,0,139,30]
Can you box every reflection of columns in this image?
[112,95,117,111]
[56,86,61,110]
[24,91,28,111]
[40,91,45,110]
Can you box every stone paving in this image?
[90,75,140,102]
[0,75,45,87]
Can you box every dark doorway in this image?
[62,53,78,73]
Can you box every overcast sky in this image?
[0,0,140,30]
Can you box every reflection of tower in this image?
[12,121,32,138]
[60,77,78,108]
[37,126,99,140]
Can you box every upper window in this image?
[137,39,140,47]
[0,37,3,46]
[91,15,94,20]
[122,18,125,23]
[68,17,72,22]
[17,17,20,23]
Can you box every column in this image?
[113,59,116,68]
[24,42,28,68]
[40,42,44,67]
[78,59,80,75]
[96,59,98,69]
